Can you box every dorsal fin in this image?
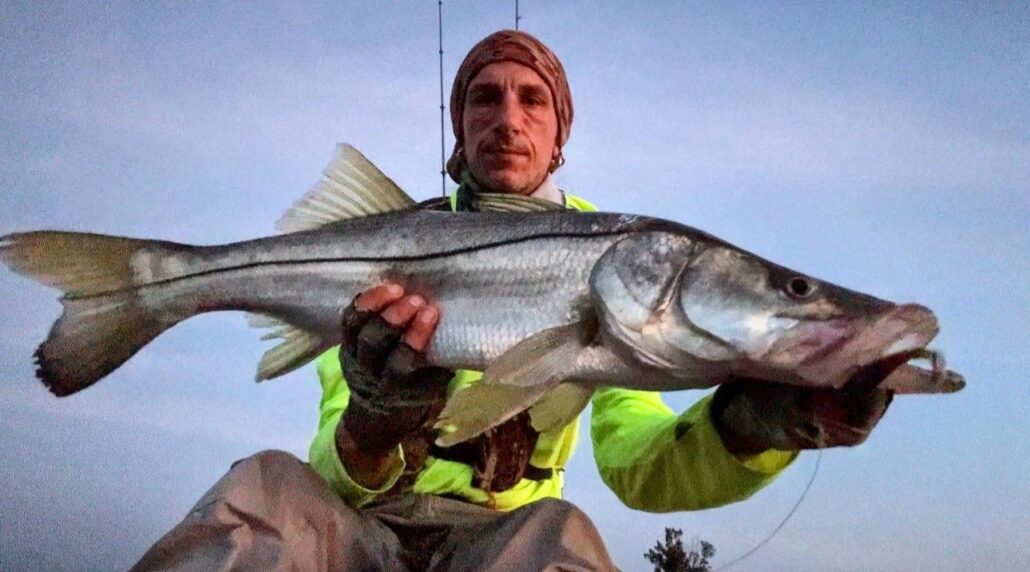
[276,144,417,233]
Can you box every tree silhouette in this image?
[644,528,716,572]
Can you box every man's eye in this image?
[521,93,548,107]
[469,91,500,105]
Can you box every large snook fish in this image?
[0,144,963,446]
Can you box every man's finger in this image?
[356,283,405,312]
[381,295,425,327]
[404,305,440,351]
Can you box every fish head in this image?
[591,232,940,389]
[676,245,940,388]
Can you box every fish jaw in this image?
[743,303,940,388]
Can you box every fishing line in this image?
[714,449,822,571]
[437,0,446,197]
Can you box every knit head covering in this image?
[446,30,573,183]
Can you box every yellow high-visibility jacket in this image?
[309,193,795,511]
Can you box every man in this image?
[134,30,891,571]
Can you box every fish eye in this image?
[785,276,816,299]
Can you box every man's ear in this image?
[548,145,563,172]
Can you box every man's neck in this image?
[528,174,563,206]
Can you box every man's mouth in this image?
[482,144,529,157]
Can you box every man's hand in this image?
[711,379,893,456]
[336,283,453,487]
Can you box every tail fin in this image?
[1,231,182,396]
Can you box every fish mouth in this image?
[804,303,940,387]
[753,303,954,390]
[731,341,965,396]
[850,348,965,394]
[848,348,931,389]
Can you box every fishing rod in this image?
[437,0,446,197]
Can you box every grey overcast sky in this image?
[1,2,1028,570]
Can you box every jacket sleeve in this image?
[308,346,406,507]
[590,387,797,513]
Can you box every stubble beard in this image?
[469,159,545,196]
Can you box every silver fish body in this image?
[134,209,638,369]
[0,144,963,445]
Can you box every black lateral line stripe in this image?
[69,229,636,300]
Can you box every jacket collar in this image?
[528,174,564,206]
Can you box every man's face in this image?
[461,61,559,195]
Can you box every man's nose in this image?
[493,93,523,133]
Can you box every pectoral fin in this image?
[434,319,596,447]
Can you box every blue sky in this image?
[1,2,1027,570]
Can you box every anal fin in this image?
[247,314,329,381]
